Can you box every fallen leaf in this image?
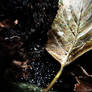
[45,0,92,91]
[46,0,92,66]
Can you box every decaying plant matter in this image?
[46,0,92,91]
[74,66,92,92]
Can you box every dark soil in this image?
[0,0,92,92]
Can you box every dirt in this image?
[0,0,92,92]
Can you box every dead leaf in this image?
[13,60,32,69]
[0,19,18,28]
[74,67,92,92]
[70,66,92,92]
[46,0,92,66]
[45,0,92,91]
[74,78,92,92]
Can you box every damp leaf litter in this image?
[0,0,92,92]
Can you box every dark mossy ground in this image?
[0,0,92,92]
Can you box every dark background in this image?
[0,0,92,92]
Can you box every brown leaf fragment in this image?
[13,60,32,69]
[0,19,18,28]
[74,77,92,92]
[74,67,92,92]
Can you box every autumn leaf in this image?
[45,0,92,91]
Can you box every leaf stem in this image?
[44,64,64,92]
